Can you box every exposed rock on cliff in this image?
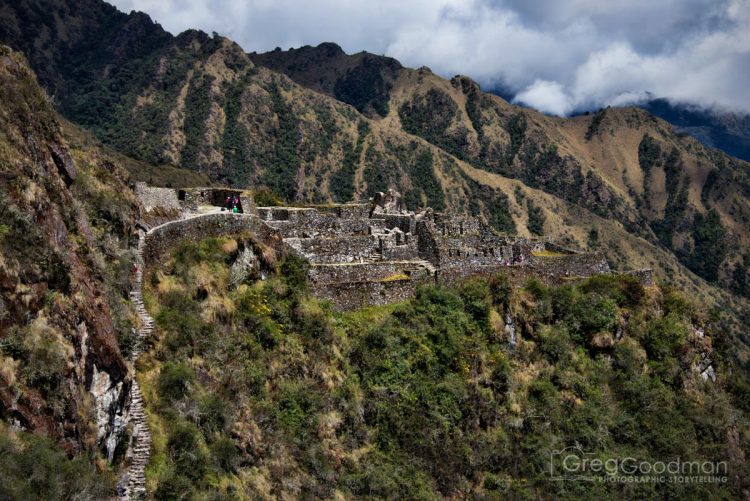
[0,45,138,461]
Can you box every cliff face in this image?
[0,45,139,460]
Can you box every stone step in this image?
[120,234,153,500]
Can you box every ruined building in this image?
[135,183,651,310]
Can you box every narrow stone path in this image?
[119,231,153,500]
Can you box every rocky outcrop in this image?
[0,44,134,461]
[229,245,259,286]
[48,142,77,186]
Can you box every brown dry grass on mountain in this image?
[2,0,749,363]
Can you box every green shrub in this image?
[580,274,645,308]
[587,228,600,249]
[261,84,300,201]
[154,470,194,501]
[641,314,688,361]
[406,150,445,211]
[570,293,618,344]
[198,394,229,436]
[210,436,239,473]
[295,305,333,342]
[526,200,545,235]
[0,429,113,500]
[180,73,214,168]
[276,381,323,438]
[489,356,511,394]
[682,209,727,283]
[22,330,66,408]
[612,340,646,376]
[280,254,309,294]
[505,113,527,165]
[537,326,573,363]
[524,278,548,300]
[399,89,465,160]
[333,57,392,117]
[253,188,283,207]
[459,279,491,326]
[157,362,196,402]
[330,121,369,203]
[488,273,512,310]
[167,421,208,480]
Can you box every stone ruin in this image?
[135,185,653,310]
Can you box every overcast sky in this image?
[110,0,750,115]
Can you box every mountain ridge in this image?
[0,4,749,498]
[1,0,749,356]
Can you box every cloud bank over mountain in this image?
[111,0,750,115]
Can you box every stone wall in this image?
[312,279,418,310]
[382,214,415,234]
[286,235,380,263]
[416,215,518,271]
[434,252,612,287]
[623,268,655,286]
[134,183,181,212]
[142,214,285,266]
[529,252,611,280]
[377,230,420,260]
[302,203,371,220]
[180,188,249,213]
[265,215,371,238]
[432,213,483,236]
[309,261,434,286]
[134,182,182,226]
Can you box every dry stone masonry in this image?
[118,231,153,500]
[135,186,654,310]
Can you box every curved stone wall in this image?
[142,214,287,266]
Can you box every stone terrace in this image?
[135,186,652,310]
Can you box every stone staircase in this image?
[119,231,153,500]
[418,259,438,278]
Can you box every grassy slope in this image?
[60,119,212,188]
[137,234,750,499]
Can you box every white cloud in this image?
[513,80,573,116]
[109,0,750,114]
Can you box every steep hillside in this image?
[0,33,749,500]
[0,44,140,495]
[134,233,749,499]
[1,1,749,358]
